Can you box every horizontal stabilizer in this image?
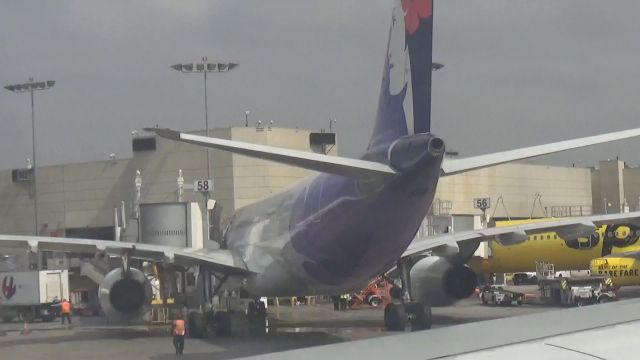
[146,128,397,179]
[441,128,640,175]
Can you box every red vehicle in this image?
[349,276,392,309]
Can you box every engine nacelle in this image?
[410,256,478,307]
[98,267,152,322]
[495,231,527,246]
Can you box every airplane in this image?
[2,0,640,336]
[468,220,640,286]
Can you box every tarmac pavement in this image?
[1,285,638,359]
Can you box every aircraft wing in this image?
[247,298,640,359]
[403,212,640,259]
[441,127,640,176]
[146,128,397,179]
[0,234,248,275]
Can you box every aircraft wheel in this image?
[406,302,431,331]
[368,296,382,307]
[214,311,232,337]
[188,311,206,338]
[384,303,406,331]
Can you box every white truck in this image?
[0,270,69,322]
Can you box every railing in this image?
[550,205,592,218]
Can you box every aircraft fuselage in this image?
[224,145,443,297]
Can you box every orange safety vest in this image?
[174,319,185,336]
[61,301,71,314]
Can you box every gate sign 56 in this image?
[473,197,490,210]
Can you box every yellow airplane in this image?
[468,219,640,286]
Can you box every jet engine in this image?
[410,256,477,307]
[98,267,152,322]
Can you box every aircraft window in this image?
[533,236,537,240]
[547,235,551,240]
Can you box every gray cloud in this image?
[1,0,639,169]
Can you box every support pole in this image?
[397,259,412,302]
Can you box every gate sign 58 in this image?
[193,179,213,192]
[473,197,490,210]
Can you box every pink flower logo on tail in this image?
[401,0,433,35]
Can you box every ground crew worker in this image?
[339,294,349,310]
[60,299,72,325]
[171,314,186,355]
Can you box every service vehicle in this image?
[480,285,524,306]
[0,270,69,322]
[538,276,615,307]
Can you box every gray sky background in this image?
[1,0,639,169]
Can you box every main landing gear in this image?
[384,259,432,332]
[187,267,233,338]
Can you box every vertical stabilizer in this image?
[368,0,434,150]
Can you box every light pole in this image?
[329,117,336,133]
[171,59,238,241]
[4,78,55,235]
[170,59,238,182]
[244,110,250,127]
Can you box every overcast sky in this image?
[1,0,639,169]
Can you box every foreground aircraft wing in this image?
[0,234,248,275]
[403,212,640,258]
[146,128,397,179]
[441,128,640,175]
[248,298,640,359]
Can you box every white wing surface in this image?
[441,127,640,176]
[247,298,640,359]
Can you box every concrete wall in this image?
[591,159,640,214]
[436,162,593,218]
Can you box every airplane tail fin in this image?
[368,0,434,150]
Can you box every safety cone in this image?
[20,320,31,335]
